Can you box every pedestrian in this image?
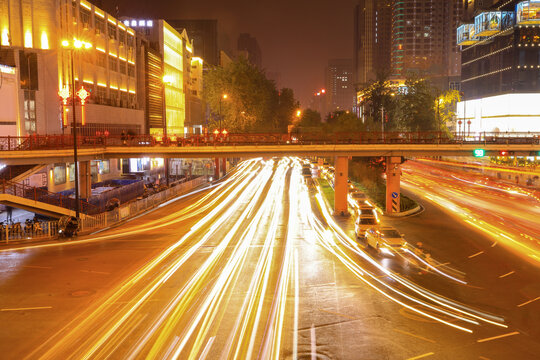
[6,206,13,223]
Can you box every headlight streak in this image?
[401,176,540,263]
[33,160,272,360]
[403,249,467,285]
[305,179,508,333]
[259,160,300,360]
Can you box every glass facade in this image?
[516,1,540,24]
[457,24,478,46]
[162,23,185,136]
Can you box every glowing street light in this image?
[219,94,228,132]
[60,38,93,219]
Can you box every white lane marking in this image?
[23,265,53,269]
[406,352,435,360]
[498,271,515,279]
[311,323,316,360]
[1,306,52,311]
[517,296,540,307]
[293,249,299,360]
[477,331,520,343]
[468,251,484,259]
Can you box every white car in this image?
[358,204,376,217]
[355,216,379,238]
[365,226,406,252]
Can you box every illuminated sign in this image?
[457,24,478,45]
[517,1,540,24]
[0,64,15,74]
[473,149,486,157]
[474,11,514,37]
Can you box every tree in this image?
[325,111,365,133]
[397,77,437,131]
[358,72,398,131]
[275,88,300,132]
[437,89,461,132]
[297,109,322,128]
[204,57,287,132]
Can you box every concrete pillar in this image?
[334,156,349,216]
[214,158,220,179]
[79,161,92,200]
[385,157,401,214]
[221,158,227,176]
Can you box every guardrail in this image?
[0,179,98,215]
[1,131,539,151]
[1,176,207,244]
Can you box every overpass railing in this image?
[0,179,99,215]
[0,131,539,151]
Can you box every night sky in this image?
[102,0,358,106]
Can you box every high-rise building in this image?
[237,33,262,68]
[165,19,219,67]
[354,0,393,87]
[325,59,355,112]
[456,0,540,133]
[391,0,463,83]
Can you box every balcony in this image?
[457,24,479,46]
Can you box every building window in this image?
[97,52,107,67]
[53,164,66,185]
[24,90,36,133]
[119,61,127,74]
[95,17,105,35]
[69,163,75,182]
[110,89,118,106]
[127,34,134,48]
[97,86,107,104]
[99,160,110,174]
[118,30,125,44]
[120,91,128,107]
[80,8,90,28]
[108,23,117,40]
[128,64,135,77]
[109,56,117,72]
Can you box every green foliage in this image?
[438,89,461,132]
[325,111,365,133]
[358,73,398,131]
[397,77,437,131]
[297,108,322,127]
[203,57,298,132]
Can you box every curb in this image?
[384,204,423,218]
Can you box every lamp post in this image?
[61,39,92,219]
[219,94,228,132]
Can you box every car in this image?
[365,226,406,253]
[349,191,368,206]
[358,204,376,217]
[355,216,379,238]
[302,167,312,177]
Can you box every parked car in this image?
[365,226,406,253]
[355,216,379,238]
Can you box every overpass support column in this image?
[222,158,227,176]
[385,157,401,214]
[334,156,349,216]
[214,158,220,180]
[79,161,92,200]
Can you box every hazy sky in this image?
[104,0,358,106]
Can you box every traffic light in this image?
[499,150,514,156]
[473,149,485,157]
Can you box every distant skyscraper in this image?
[325,59,355,112]
[165,19,219,66]
[391,0,463,82]
[237,33,262,68]
[354,0,393,86]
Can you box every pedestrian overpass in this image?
[1,132,538,216]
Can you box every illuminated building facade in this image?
[0,0,145,137]
[354,0,393,86]
[457,1,540,133]
[325,59,355,112]
[391,0,463,82]
[122,18,195,136]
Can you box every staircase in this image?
[0,179,98,217]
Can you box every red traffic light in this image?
[499,150,508,156]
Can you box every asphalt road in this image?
[0,158,538,359]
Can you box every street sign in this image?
[473,149,486,157]
[391,192,399,199]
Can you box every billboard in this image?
[516,1,540,24]
[475,12,514,36]
[457,24,478,45]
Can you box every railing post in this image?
[7,135,10,151]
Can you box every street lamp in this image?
[61,38,92,219]
[219,94,228,132]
